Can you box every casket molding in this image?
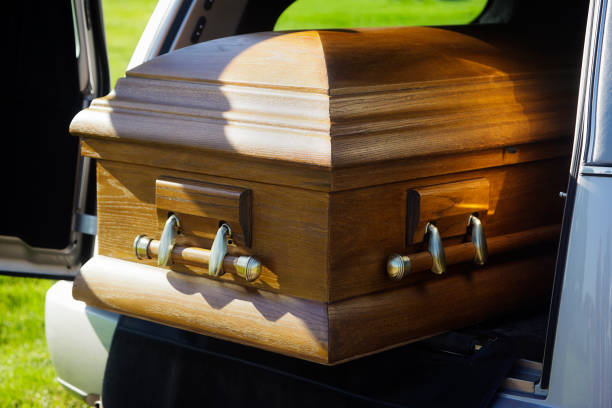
[70,27,577,171]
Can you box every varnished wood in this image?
[330,140,571,191]
[70,26,578,362]
[81,138,569,192]
[499,359,542,394]
[88,156,564,360]
[501,378,537,394]
[73,256,329,363]
[96,157,565,302]
[73,253,554,364]
[406,178,490,245]
[156,177,252,246]
[328,255,555,363]
[71,27,578,172]
[328,158,567,301]
[96,160,329,301]
[81,139,333,191]
[396,224,560,277]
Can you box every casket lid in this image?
[70,27,576,169]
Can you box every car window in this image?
[275,0,488,30]
[590,2,612,165]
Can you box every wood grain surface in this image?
[73,253,554,364]
[406,178,490,245]
[328,254,555,363]
[70,26,578,171]
[155,177,252,246]
[96,160,329,301]
[80,138,569,192]
[73,256,329,363]
[71,26,577,362]
[96,156,566,302]
[328,157,567,301]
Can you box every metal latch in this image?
[74,212,97,235]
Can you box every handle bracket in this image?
[157,214,180,267]
[426,222,446,275]
[468,215,488,266]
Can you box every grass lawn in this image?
[103,0,159,88]
[1,0,485,406]
[0,277,85,407]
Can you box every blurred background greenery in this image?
[0,0,485,406]
[276,0,486,30]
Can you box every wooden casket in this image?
[70,26,577,364]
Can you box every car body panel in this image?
[45,281,118,397]
[546,173,612,407]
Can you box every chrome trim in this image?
[74,213,98,236]
[580,164,612,176]
[72,0,98,100]
[133,235,152,260]
[386,254,412,281]
[234,256,262,282]
[584,0,609,163]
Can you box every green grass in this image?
[103,0,159,87]
[275,0,487,30]
[1,1,485,406]
[0,276,85,407]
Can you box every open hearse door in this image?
[5,0,612,407]
[3,2,111,402]
[1,0,287,279]
[2,0,296,402]
[2,0,109,279]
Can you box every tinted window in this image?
[591,3,612,165]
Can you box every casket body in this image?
[70,27,576,364]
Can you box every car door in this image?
[2,1,294,401]
[1,0,291,280]
[2,0,109,279]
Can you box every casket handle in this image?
[388,222,446,280]
[157,214,180,267]
[426,222,446,275]
[387,223,560,281]
[134,221,262,282]
[468,215,487,266]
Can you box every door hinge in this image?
[74,212,97,236]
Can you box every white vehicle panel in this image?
[45,281,118,397]
[546,173,612,407]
